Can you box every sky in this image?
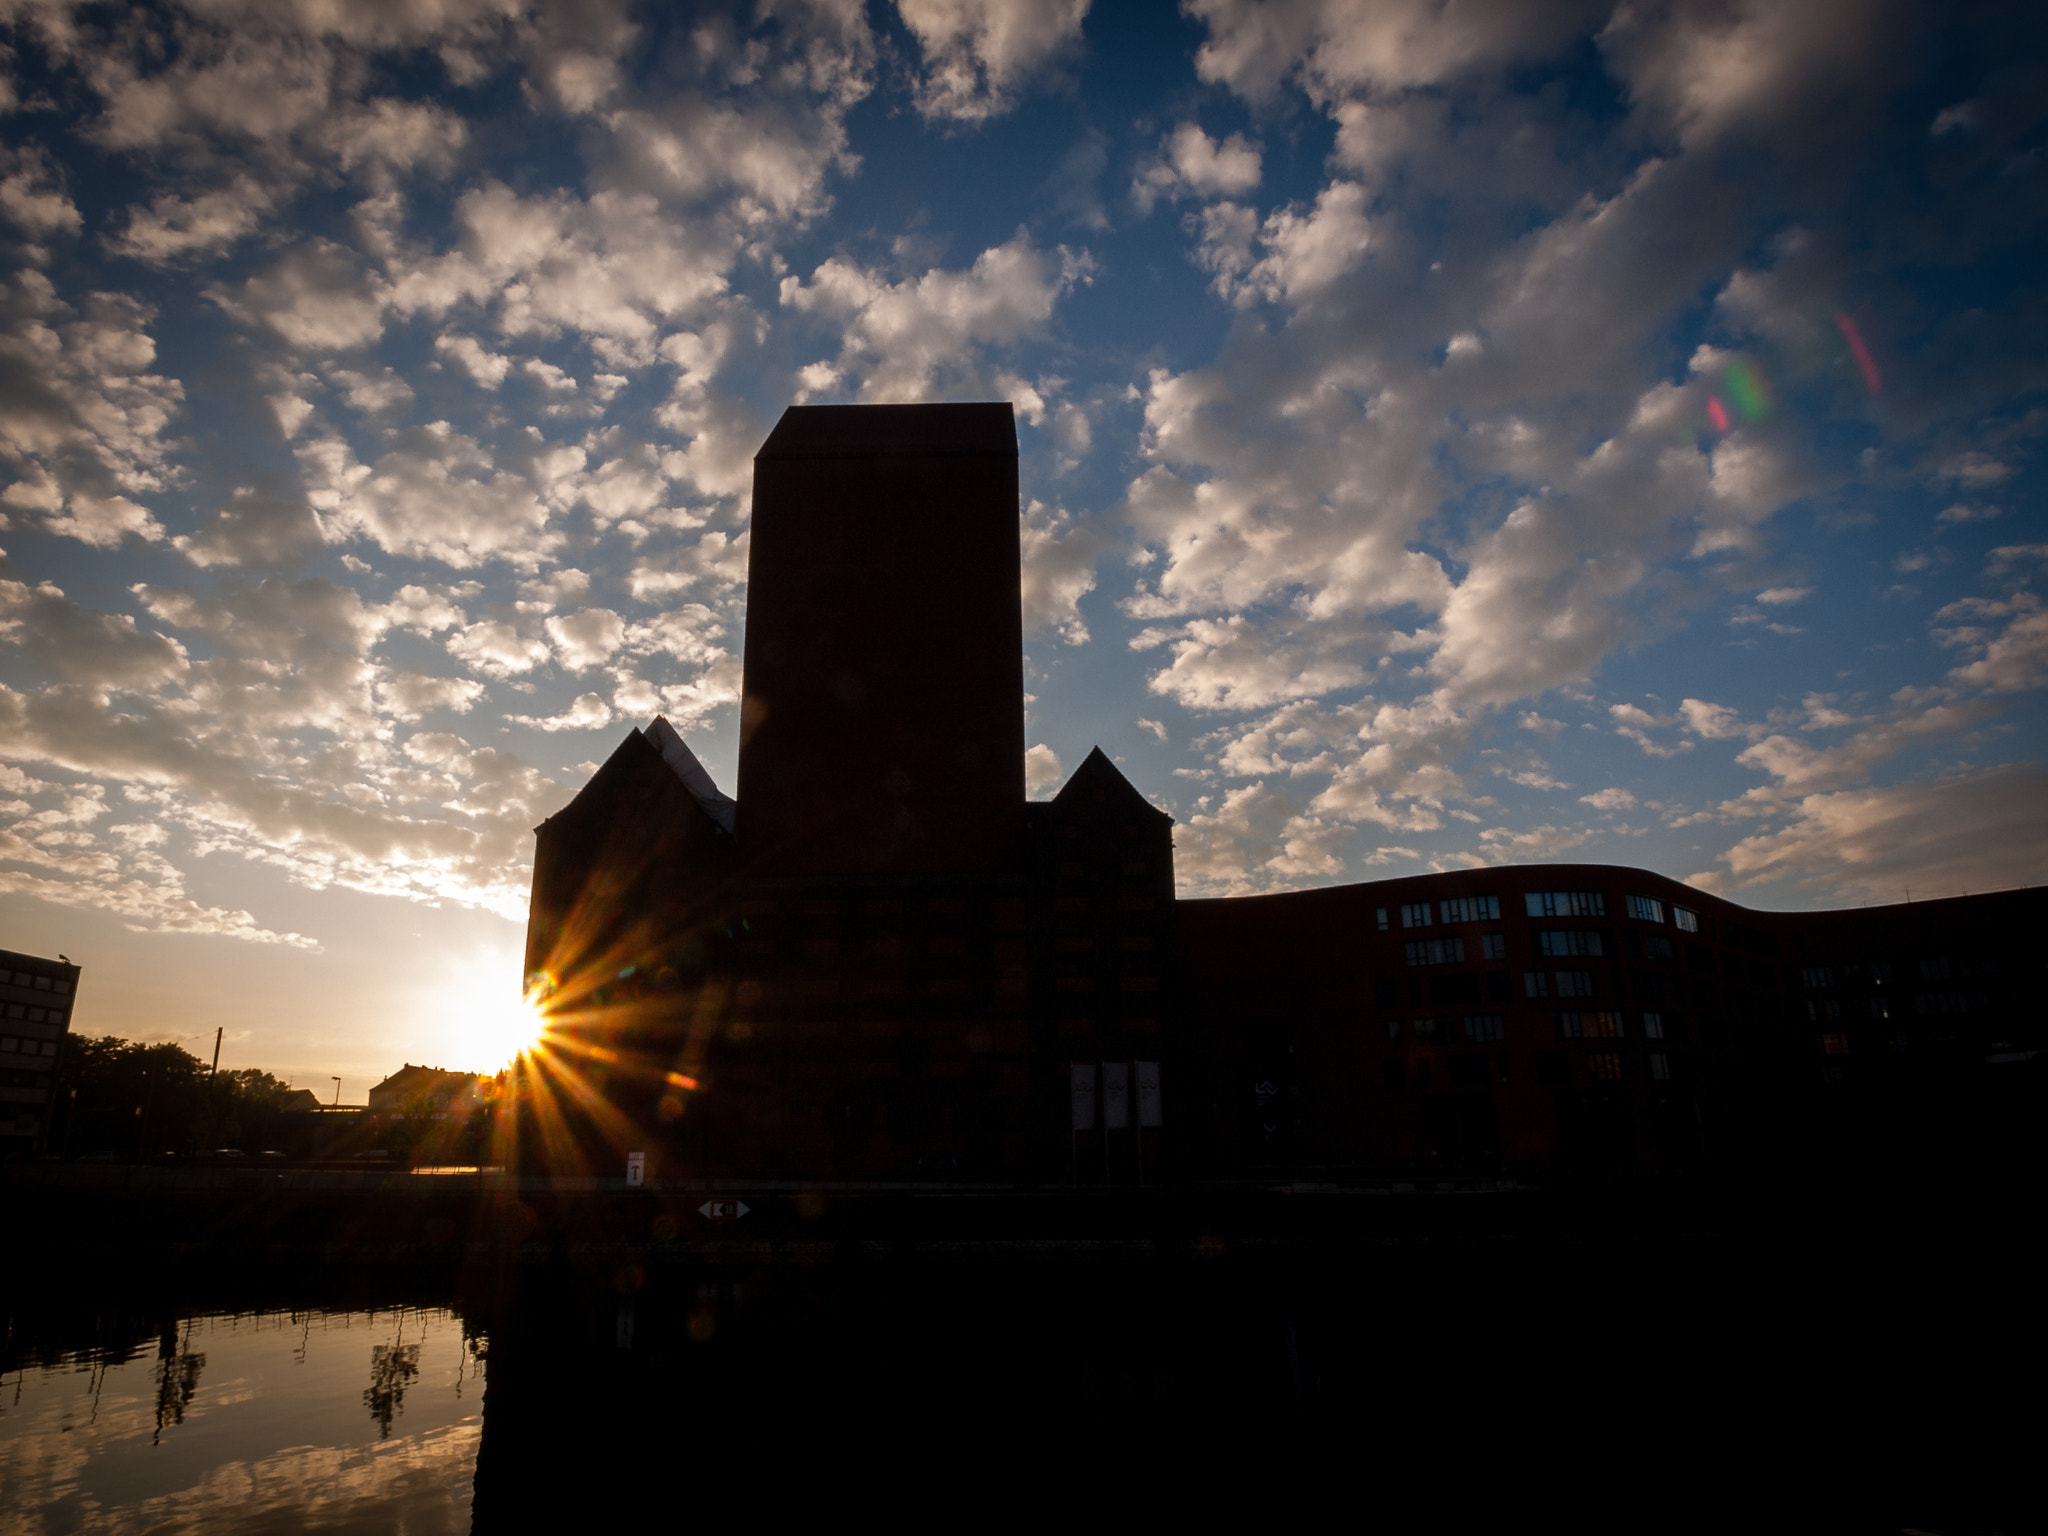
[0,0,2043,1093]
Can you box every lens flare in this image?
[1835,311,1882,394]
[1705,396,1730,433]
[1723,357,1772,422]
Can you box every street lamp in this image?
[331,1076,342,1108]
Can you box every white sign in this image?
[1136,1061,1162,1127]
[625,1151,645,1187]
[698,1199,750,1220]
[1070,1062,1097,1131]
[1102,1061,1130,1129]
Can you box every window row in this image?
[0,1035,57,1056]
[1379,894,1505,930]
[2,1002,64,1024]
[1391,1014,1507,1044]
[3,970,71,993]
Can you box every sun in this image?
[439,956,551,1073]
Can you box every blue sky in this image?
[1,0,2043,1089]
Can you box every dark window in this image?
[1429,972,1481,1006]
[1634,970,1665,1002]
[1486,970,1512,1003]
[1404,936,1466,966]
[1481,932,1506,961]
[1524,971,1548,999]
[1626,895,1666,923]
[1464,1013,1505,1043]
[1526,890,1606,918]
[1535,1052,1569,1085]
[1440,895,1501,923]
[1375,978,1399,1009]
[1538,929,1606,958]
[1554,970,1595,998]
[1400,902,1433,929]
[1450,1055,1491,1086]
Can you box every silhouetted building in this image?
[522,404,2043,1185]
[367,1064,486,1117]
[0,948,79,1157]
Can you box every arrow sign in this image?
[698,1200,750,1220]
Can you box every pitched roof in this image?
[1049,746,1172,819]
[644,716,736,833]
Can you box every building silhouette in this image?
[521,404,2042,1184]
[0,948,79,1157]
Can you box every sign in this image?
[625,1151,645,1188]
[697,1199,750,1220]
[1102,1061,1130,1129]
[1070,1062,1097,1131]
[1136,1061,1162,1127]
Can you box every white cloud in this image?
[435,334,514,389]
[1755,585,1810,605]
[1580,787,1636,810]
[1019,500,1100,644]
[299,426,560,571]
[781,234,1092,401]
[1133,123,1262,214]
[508,692,613,733]
[110,177,277,264]
[1025,741,1063,799]
[544,608,626,670]
[897,0,1091,123]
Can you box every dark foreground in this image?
[2,1172,2035,1531]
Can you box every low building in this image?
[367,1064,486,1118]
[0,948,80,1157]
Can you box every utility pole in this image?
[331,1076,342,1107]
[210,1028,222,1074]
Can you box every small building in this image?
[0,947,81,1157]
[367,1064,486,1118]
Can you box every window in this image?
[1400,901,1433,928]
[1376,906,1389,931]
[1524,971,1549,999]
[1918,958,1950,981]
[1412,1016,1446,1043]
[1387,1018,1402,1041]
[1537,930,1605,958]
[1450,1055,1490,1086]
[1404,936,1466,967]
[1464,1013,1505,1043]
[1587,1053,1623,1082]
[1430,973,1482,1007]
[1799,966,1835,989]
[1866,997,1889,1021]
[1673,907,1699,933]
[1642,934,1673,961]
[1556,1011,1623,1039]
[1649,1053,1671,1082]
[1554,970,1595,998]
[1642,1011,1665,1039]
[1871,963,1894,986]
[1535,1052,1568,1085]
[1487,970,1513,1003]
[1806,999,1842,1022]
[1526,890,1606,918]
[1820,1033,1850,1056]
[1481,933,1506,961]
[1440,894,1500,924]
[1626,894,1666,923]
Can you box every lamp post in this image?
[331,1076,342,1108]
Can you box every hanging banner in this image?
[1136,1061,1162,1127]
[1102,1061,1130,1129]
[1070,1062,1097,1131]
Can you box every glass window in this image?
[1537,930,1605,958]
[1387,1018,1401,1041]
[1400,902,1433,928]
[1525,891,1607,918]
[1866,997,1889,1021]
[1799,966,1835,988]
[1404,937,1466,967]
[1524,971,1548,999]
[1554,970,1595,998]
[1649,1053,1670,1081]
[1643,934,1673,960]
[1642,1011,1664,1039]
[1626,895,1666,923]
[1821,1033,1850,1056]
[1482,933,1506,962]
[1464,1013,1504,1043]
[1587,1053,1623,1081]
[1439,895,1500,924]
[1376,907,1388,931]
[1556,1011,1623,1039]
[1673,907,1698,933]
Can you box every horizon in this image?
[1,0,2043,1086]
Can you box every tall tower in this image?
[738,404,1023,878]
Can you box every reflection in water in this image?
[0,1303,481,1535]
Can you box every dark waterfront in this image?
[2,1175,2034,1531]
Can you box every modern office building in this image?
[0,948,81,1157]
[520,404,2043,1184]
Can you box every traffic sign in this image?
[697,1199,750,1220]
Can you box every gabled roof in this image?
[756,403,1015,461]
[645,716,736,833]
[1049,746,1172,820]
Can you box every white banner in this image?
[1070,1062,1097,1131]
[1102,1061,1130,1129]
[1136,1061,1162,1127]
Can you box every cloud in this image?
[508,692,613,733]
[544,608,627,670]
[0,146,82,238]
[1019,500,1101,644]
[1580,787,1637,810]
[897,0,1091,123]
[1025,741,1062,798]
[110,178,278,264]
[1755,585,1810,605]
[1133,123,1262,215]
[298,426,560,571]
[0,275,182,548]
[781,234,1093,400]
[1716,764,2048,902]
[1936,502,2000,524]
[1138,718,1168,741]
